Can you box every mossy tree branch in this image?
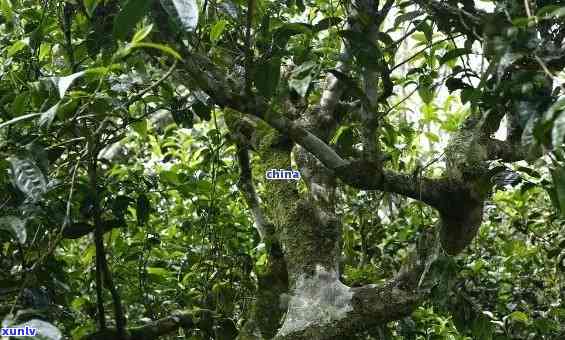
[148,1,555,339]
[83,309,214,340]
[274,227,441,340]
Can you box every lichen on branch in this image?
[277,265,353,337]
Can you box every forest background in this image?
[1,0,565,339]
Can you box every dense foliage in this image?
[1,0,565,339]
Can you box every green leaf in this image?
[132,24,153,44]
[147,267,170,276]
[160,169,180,185]
[551,166,565,216]
[38,102,61,129]
[289,74,312,97]
[419,87,434,104]
[0,216,26,244]
[418,75,434,104]
[160,0,199,32]
[417,21,433,42]
[552,110,565,148]
[49,71,86,99]
[332,126,354,156]
[210,20,228,43]
[83,0,100,17]
[440,48,471,65]
[14,319,62,340]
[314,17,341,32]
[113,0,152,40]
[376,32,394,45]
[511,16,536,27]
[272,23,313,54]
[394,11,422,27]
[8,39,28,57]
[291,60,317,77]
[255,57,281,98]
[425,131,439,142]
[84,66,110,76]
[11,92,27,116]
[130,42,182,59]
[9,158,48,201]
[330,125,348,144]
[0,112,42,130]
[192,101,211,121]
[326,69,367,103]
[544,96,565,121]
[461,87,480,104]
[551,6,565,18]
[536,5,561,18]
[274,23,313,38]
[0,0,13,23]
[133,119,148,137]
[288,61,316,97]
[508,311,529,324]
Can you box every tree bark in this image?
[82,309,213,340]
[233,123,293,339]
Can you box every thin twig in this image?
[534,55,565,91]
[523,0,533,19]
[46,137,86,150]
[385,86,418,115]
[0,113,42,130]
[391,34,464,72]
[0,198,9,211]
[127,60,178,107]
[522,1,563,91]
[244,0,254,94]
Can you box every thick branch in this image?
[149,5,443,203]
[88,148,107,331]
[318,30,351,131]
[334,160,446,208]
[62,220,125,239]
[485,138,527,162]
[357,0,381,160]
[231,117,289,339]
[236,145,276,243]
[83,309,213,340]
[264,111,447,207]
[227,44,445,206]
[152,5,453,208]
[98,110,174,162]
[275,228,440,340]
[88,142,126,337]
[276,280,420,340]
[414,0,486,37]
